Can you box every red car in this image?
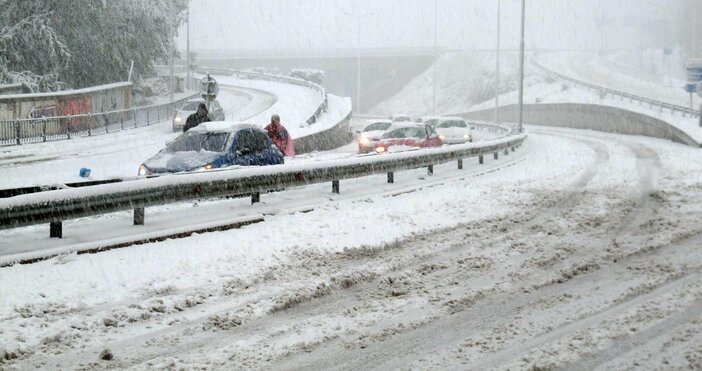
[374,123,443,153]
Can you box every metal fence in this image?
[0,94,199,146]
[532,58,700,118]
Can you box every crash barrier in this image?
[0,94,198,146]
[532,58,700,118]
[196,67,328,126]
[0,126,527,239]
[457,103,700,147]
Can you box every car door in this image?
[233,129,258,166]
[424,125,441,147]
[251,129,282,165]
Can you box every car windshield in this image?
[364,122,392,132]
[181,102,202,111]
[383,127,426,139]
[438,120,467,128]
[164,132,229,153]
[391,116,412,122]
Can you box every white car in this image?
[357,119,392,153]
[431,117,472,144]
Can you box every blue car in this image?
[138,122,284,175]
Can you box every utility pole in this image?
[186,0,190,90]
[342,10,374,115]
[432,0,438,115]
[169,0,175,102]
[518,0,526,133]
[494,0,501,125]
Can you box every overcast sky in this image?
[177,0,681,53]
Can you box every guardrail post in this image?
[511,146,516,152]
[146,110,150,125]
[15,120,21,145]
[494,152,499,160]
[251,192,260,204]
[332,180,340,194]
[66,116,72,139]
[50,221,62,238]
[504,149,509,155]
[387,172,394,183]
[479,155,484,164]
[157,107,160,122]
[457,159,463,169]
[134,207,145,225]
[120,112,124,130]
[87,113,92,136]
[427,165,434,175]
[42,119,47,142]
[133,109,138,128]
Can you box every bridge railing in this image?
[532,58,700,119]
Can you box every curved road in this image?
[2,125,701,369]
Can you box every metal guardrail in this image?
[0,94,199,146]
[196,67,328,126]
[532,58,700,118]
[0,126,527,238]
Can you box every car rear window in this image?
[364,122,392,132]
[383,127,426,139]
[164,132,229,153]
[438,120,467,128]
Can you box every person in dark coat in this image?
[183,103,211,132]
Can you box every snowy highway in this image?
[2,124,702,369]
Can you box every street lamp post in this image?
[186,0,190,90]
[343,10,374,115]
[518,0,526,133]
[432,0,438,115]
[494,0,501,125]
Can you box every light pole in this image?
[186,0,190,90]
[342,10,374,115]
[518,0,526,133]
[432,0,438,115]
[494,0,501,125]
[169,0,175,102]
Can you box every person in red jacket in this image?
[264,114,295,157]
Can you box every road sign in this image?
[199,74,218,101]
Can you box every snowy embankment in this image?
[2,126,702,369]
[534,50,701,109]
[373,51,702,145]
[208,74,352,139]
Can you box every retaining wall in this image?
[457,103,700,147]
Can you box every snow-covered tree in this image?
[0,0,187,92]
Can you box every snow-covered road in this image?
[2,125,701,369]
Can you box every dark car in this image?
[138,122,284,175]
[172,99,225,132]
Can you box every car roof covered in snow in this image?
[188,121,259,133]
[435,116,466,123]
[366,119,392,124]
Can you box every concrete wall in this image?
[457,103,700,147]
[294,112,351,154]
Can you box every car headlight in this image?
[199,163,214,171]
[359,136,371,145]
[463,134,471,139]
[439,135,445,140]
[138,164,148,176]
[173,116,183,124]
[375,146,386,153]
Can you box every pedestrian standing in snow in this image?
[264,114,295,157]
[183,103,211,132]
